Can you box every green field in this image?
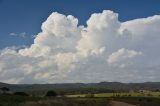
[67,92,160,98]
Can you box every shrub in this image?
[138,98,142,102]
[14,92,29,96]
[128,94,131,97]
[0,87,10,94]
[147,99,152,102]
[45,90,57,97]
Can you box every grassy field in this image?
[113,97,160,106]
[0,95,109,106]
[67,92,160,98]
[1,95,160,106]
[0,95,42,106]
[0,91,160,106]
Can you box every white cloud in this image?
[9,33,17,36]
[19,12,81,57]
[1,10,160,83]
[107,48,142,64]
[107,48,142,68]
[9,32,27,38]
[77,10,121,55]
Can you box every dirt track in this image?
[110,101,138,106]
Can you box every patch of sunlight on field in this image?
[67,92,160,98]
[94,93,114,97]
[67,94,85,97]
[151,92,160,96]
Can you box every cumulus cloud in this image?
[77,10,121,55]
[1,10,160,84]
[19,12,81,57]
[107,48,142,64]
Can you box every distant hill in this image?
[0,82,160,93]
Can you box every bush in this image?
[0,87,10,94]
[128,94,131,97]
[45,90,57,97]
[138,98,142,102]
[14,92,29,96]
[147,99,152,102]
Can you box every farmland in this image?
[1,82,160,106]
[67,92,160,98]
[0,94,160,106]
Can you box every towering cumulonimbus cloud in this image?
[0,10,160,84]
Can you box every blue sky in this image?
[0,0,160,49]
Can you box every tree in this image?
[45,90,57,97]
[0,87,10,94]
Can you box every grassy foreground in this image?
[0,95,109,106]
[0,95,160,106]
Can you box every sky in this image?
[0,0,160,84]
